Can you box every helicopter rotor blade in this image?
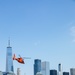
[19,55,21,57]
[23,57,31,59]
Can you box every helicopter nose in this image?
[23,61,24,64]
[22,62,25,64]
[22,61,25,64]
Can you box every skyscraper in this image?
[70,68,75,75]
[58,63,62,75]
[41,61,50,75]
[6,40,14,72]
[50,70,57,75]
[34,59,41,75]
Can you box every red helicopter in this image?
[13,54,31,64]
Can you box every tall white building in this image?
[41,61,50,75]
[70,68,75,75]
[17,68,20,75]
[58,63,62,75]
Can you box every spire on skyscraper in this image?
[8,37,10,47]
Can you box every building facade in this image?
[63,72,69,75]
[0,71,3,75]
[58,63,62,75]
[50,70,57,75]
[36,72,42,75]
[6,40,14,72]
[17,68,20,75]
[41,61,50,75]
[3,72,15,75]
[34,59,41,75]
[70,68,75,75]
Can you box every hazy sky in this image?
[0,0,75,75]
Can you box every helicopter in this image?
[13,54,31,64]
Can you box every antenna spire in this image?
[8,37,10,47]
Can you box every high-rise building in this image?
[41,61,50,75]
[50,70,57,75]
[0,71,3,75]
[34,59,41,75]
[6,40,14,72]
[63,72,69,75]
[70,68,75,75]
[58,63,62,75]
[17,68,20,75]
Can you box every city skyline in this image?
[0,0,75,75]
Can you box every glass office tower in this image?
[34,59,41,75]
[41,61,50,75]
[6,40,14,72]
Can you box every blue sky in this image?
[0,0,75,75]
